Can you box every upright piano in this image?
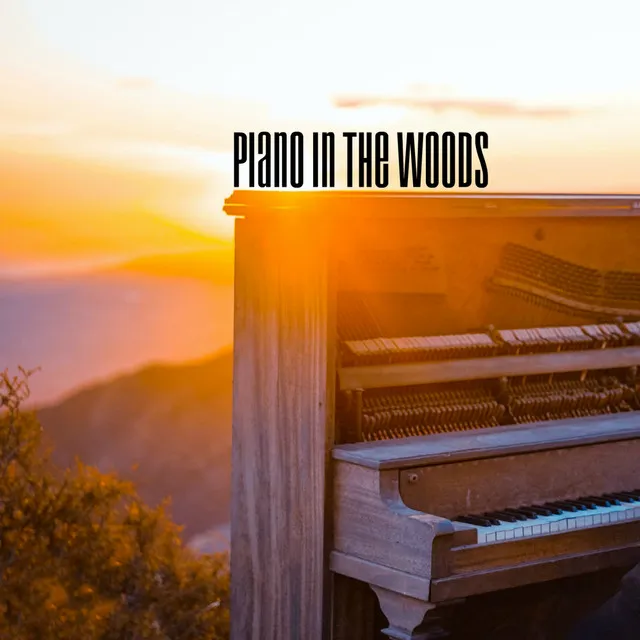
[226,191,640,640]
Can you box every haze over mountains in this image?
[0,248,234,405]
[37,348,233,546]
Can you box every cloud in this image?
[333,94,591,119]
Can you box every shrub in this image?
[0,368,230,639]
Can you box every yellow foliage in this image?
[0,368,230,639]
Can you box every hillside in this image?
[36,349,233,540]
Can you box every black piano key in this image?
[560,501,589,511]
[623,490,640,500]
[455,515,493,527]
[525,505,556,516]
[565,499,597,510]
[598,493,623,505]
[509,507,540,520]
[581,496,613,507]
[535,503,564,515]
[480,515,503,526]
[545,501,580,512]
[485,511,519,523]
[501,508,535,521]
[605,492,638,503]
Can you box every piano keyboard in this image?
[455,490,640,544]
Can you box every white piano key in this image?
[461,498,640,545]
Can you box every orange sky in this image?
[1,0,639,272]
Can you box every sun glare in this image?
[0,0,636,255]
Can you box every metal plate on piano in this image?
[332,412,640,469]
[338,246,447,294]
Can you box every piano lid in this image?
[224,191,640,219]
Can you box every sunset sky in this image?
[2,0,639,274]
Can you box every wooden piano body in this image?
[226,191,640,640]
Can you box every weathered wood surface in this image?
[333,462,453,579]
[371,586,439,639]
[451,520,640,575]
[331,573,382,640]
[230,216,335,640]
[224,191,640,220]
[339,346,640,391]
[431,544,640,602]
[399,438,640,519]
[331,551,432,601]
[333,412,640,470]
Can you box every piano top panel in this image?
[224,191,640,219]
[332,411,640,470]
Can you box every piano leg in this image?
[371,586,459,640]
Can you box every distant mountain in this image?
[188,523,231,555]
[37,349,233,539]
